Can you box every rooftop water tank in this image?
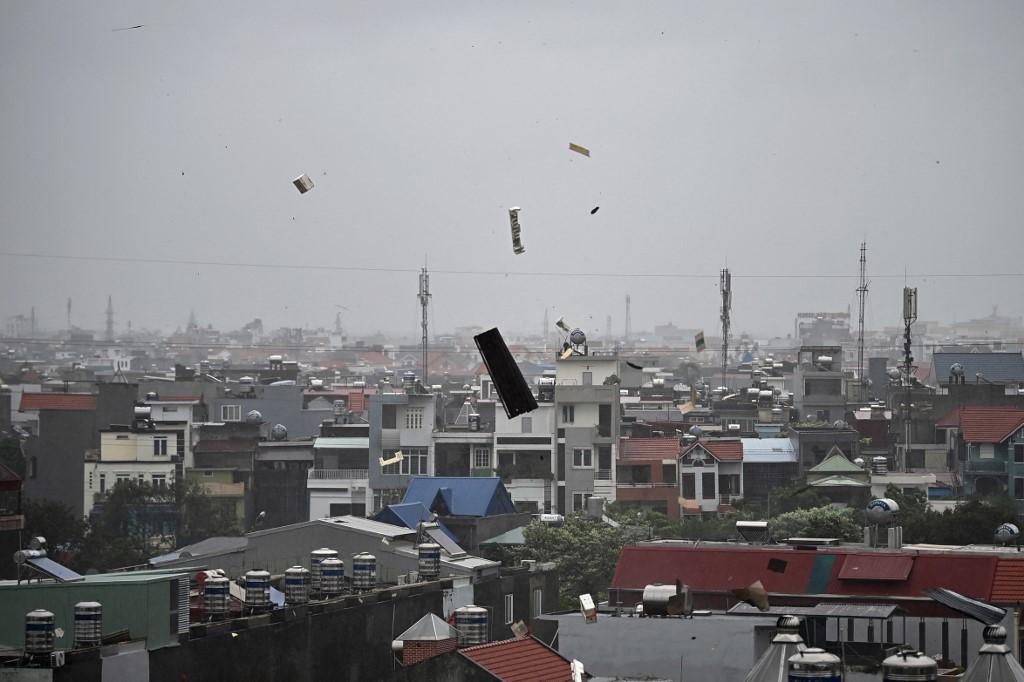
[866,498,899,525]
[244,570,271,610]
[788,648,841,680]
[320,558,344,597]
[310,548,338,596]
[995,523,1020,545]
[25,609,55,655]
[641,584,692,617]
[74,601,102,648]
[245,410,263,424]
[352,553,376,591]
[284,566,310,605]
[203,574,230,619]
[872,456,889,475]
[882,651,937,681]
[454,606,488,646]
[417,543,441,582]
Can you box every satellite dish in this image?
[688,425,703,438]
[569,329,587,346]
[245,410,263,424]
[865,498,899,525]
[887,368,902,380]
[270,424,288,441]
[995,523,1019,545]
[950,363,965,377]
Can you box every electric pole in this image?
[720,268,731,390]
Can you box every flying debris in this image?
[568,142,590,157]
[590,206,599,215]
[508,207,525,255]
[292,174,314,194]
[474,328,539,418]
[732,580,769,611]
[695,331,706,352]
[112,25,144,31]
[379,451,404,467]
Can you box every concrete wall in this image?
[440,513,531,551]
[22,410,95,514]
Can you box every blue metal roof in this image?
[932,352,1024,385]
[371,502,458,542]
[402,477,517,517]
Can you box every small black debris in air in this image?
[113,25,144,31]
[590,206,600,215]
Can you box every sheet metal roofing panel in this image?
[312,437,370,449]
[962,652,1024,682]
[932,352,1024,386]
[403,477,516,517]
[396,613,459,642]
[741,438,797,463]
[926,587,1006,625]
[459,636,573,682]
[729,602,899,619]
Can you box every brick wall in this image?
[402,637,457,665]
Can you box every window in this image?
[598,404,611,437]
[504,593,514,624]
[99,473,106,493]
[474,448,491,469]
[561,404,575,424]
[116,474,131,486]
[221,404,241,422]
[681,473,695,499]
[582,372,593,386]
[381,449,401,475]
[521,417,532,434]
[28,456,37,479]
[572,492,592,511]
[1016,478,1024,500]
[402,448,428,475]
[162,406,178,413]
[153,436,168,456]
[152,474,167,489]
[532,587,544,618]
[405,407,424,430]
[572,448,592,468]
[1015,444,1024,464]
[382,405,397,429]
[702,472,716,500]
[115,434,129,440]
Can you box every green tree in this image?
[22,499,88,558]
[176,478,243,546]
[516,516,637,609]
[602,374,622,386]
[0,437,25,478]
[78,481,176,571]
[772,506,862,541]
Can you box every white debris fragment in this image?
[292,174,314,194]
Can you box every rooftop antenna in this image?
[66,297,72,331]
[901,286,917,472]
[418,265,431,385]
[543,308,550,352]
[624,295,632,344]
[856,242,870,397]
[105,295,114,341]
[720,268,732,391]
[30,306,36,338]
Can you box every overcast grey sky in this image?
[1,1,1022,340]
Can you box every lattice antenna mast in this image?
[856,242,870,393]
[720,268,732,391]
[901,287,918,472]
[105,295,114,341]
[624,295,632,343]
[418,267,431,384]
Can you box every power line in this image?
[1,250,1023,280]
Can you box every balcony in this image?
[616,481,676,488]
[307,469,369,490]
[963,459,1007,475]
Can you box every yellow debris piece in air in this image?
[568,143,590,157]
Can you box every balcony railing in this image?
[616,482,676,488]
[596,469,613,481]
[307,468,369,481]
[963,459,1007,474]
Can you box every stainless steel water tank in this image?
[320,558,344,597]
[310,548,338,595]
[417,543,441,582]
[74,601,102,648]
[352,553,376,591]
[25,609,55,655]
[788,647,841,680]
[244,569,271,609]
[284,566,310,605]
[454,605,488,646]
[882,650,937,681]
[203,575,230,618]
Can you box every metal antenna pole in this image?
[720,268,731,391]
[856,242,869,398]
[418,267,430,385]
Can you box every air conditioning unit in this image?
[50,651,65,668]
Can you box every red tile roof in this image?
[0,463,22,492]
[620,437,680,460]
[934,406,1024,443]
[681,439,743,462]
[991,559,1024,603]
[459,637,574,682]
[18,393,96,412]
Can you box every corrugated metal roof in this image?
[18,393,95,411]
[807,451,863,474]
[935,407,1024,444]
[459,636,574,682]
[932,352,1024,386]
[991,560,1024,603]
[838,555,913,581]
[730,602,899,619]
[926,587,1006,625]
[741,438,796,463]
[313,436,370,449]
[403,477,517,517]
[962,650,1024,682]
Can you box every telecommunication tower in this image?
[418,267,431,384]
[720,268,732,390]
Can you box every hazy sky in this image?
[2,2,1022,340]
